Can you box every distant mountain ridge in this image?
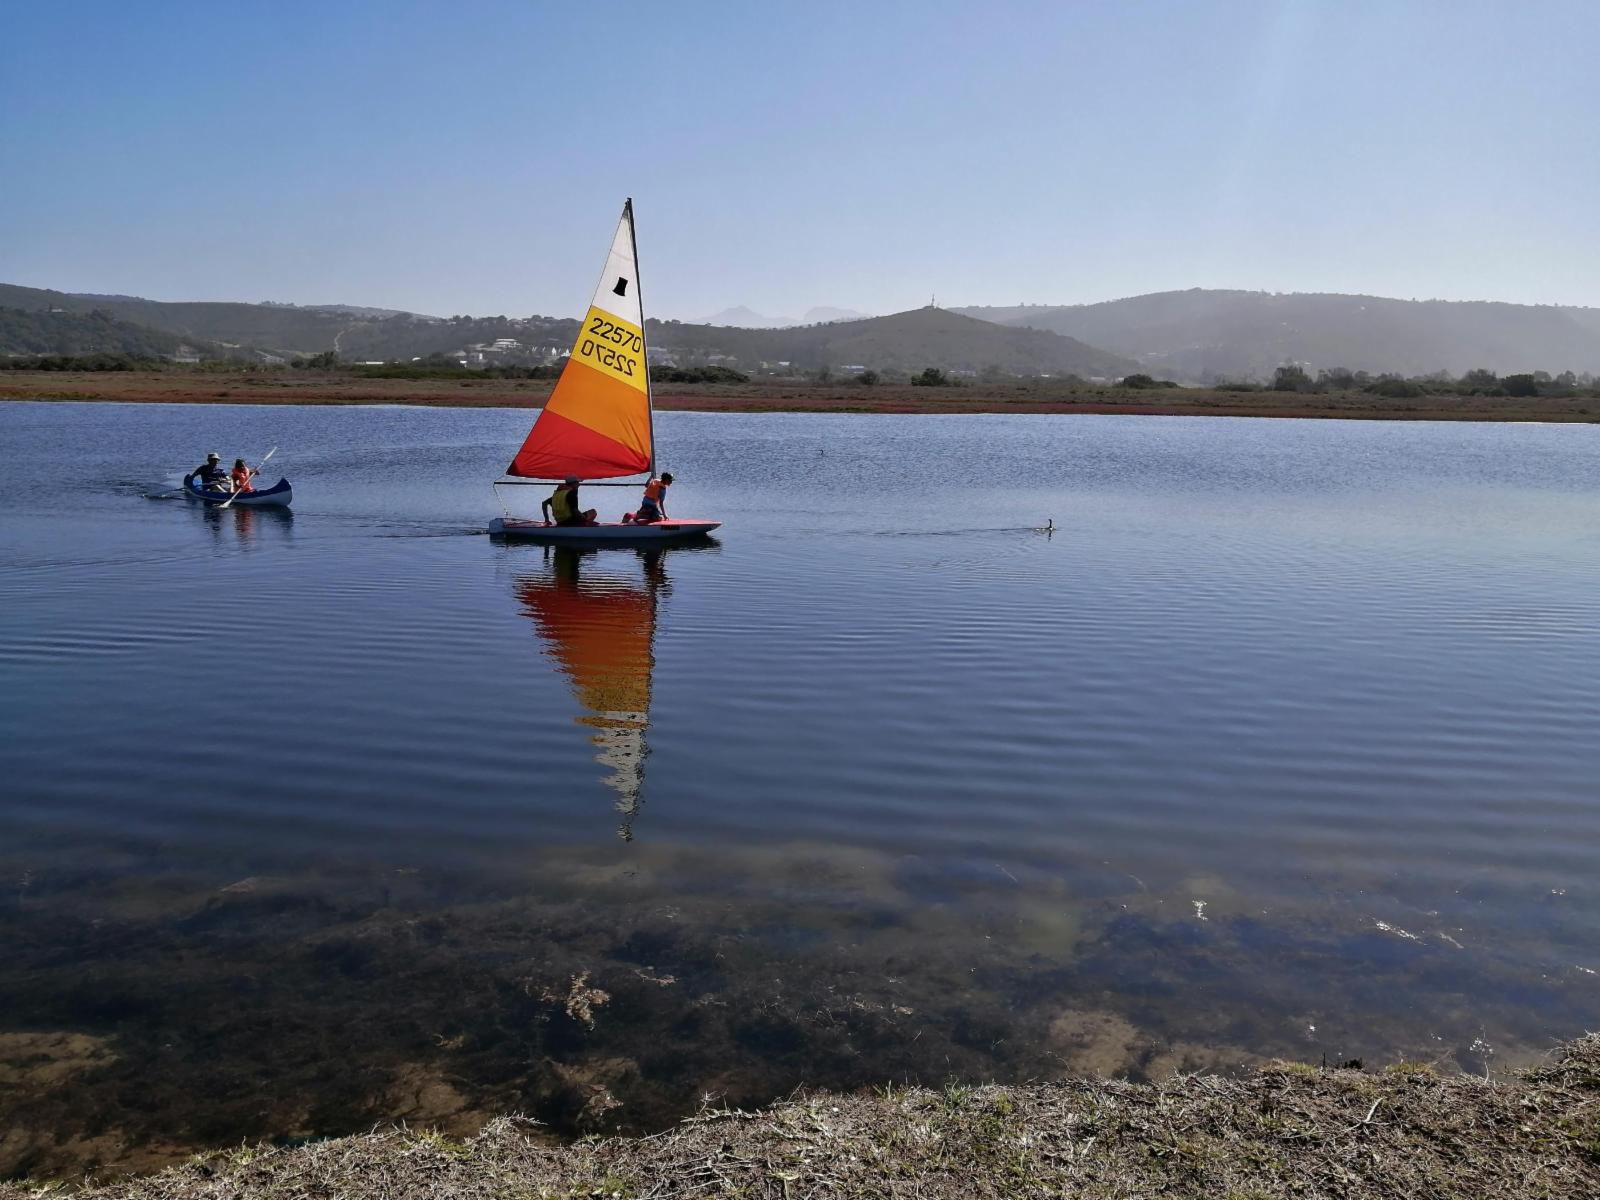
[8,277,1598,380]
[263,301,432,319]
[0,281,1135,376]
[0,282,380,358]
[702,305,870,328]
[957,290,1600,379]
[0,305,197,358]
[653,307,1139,376]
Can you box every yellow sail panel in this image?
[567,305,648,389]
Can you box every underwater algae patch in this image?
[6,1036,1599,1200]
[0,1031,115,1087]
[0,839,1593,1180]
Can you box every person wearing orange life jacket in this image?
[542,476,598,527]
[230,458,255,493]
[625,472,673,524]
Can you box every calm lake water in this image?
[2,400,1598,1176]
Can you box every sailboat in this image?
[487,199,721,545]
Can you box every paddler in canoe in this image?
[189,451,229,492]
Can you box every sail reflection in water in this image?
[514,547,669,840]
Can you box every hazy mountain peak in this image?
[799,306,869,325]
[701,305,870,329]
[955,289,1600,379]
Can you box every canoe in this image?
[184,475,293,508]
[487,518,720,545]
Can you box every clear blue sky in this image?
[2,0,1596,320]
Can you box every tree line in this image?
[1251,365,1600,399]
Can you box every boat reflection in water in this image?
[513,545,686,840]
[196,502,294,547]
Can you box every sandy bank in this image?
[4,370,1599,422]
[7,1037,1597,1199]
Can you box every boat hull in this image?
[184,476,293,508]
[488,518,720,545]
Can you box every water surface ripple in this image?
[1,402,1597,1176]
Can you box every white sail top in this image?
[590,206,642,327]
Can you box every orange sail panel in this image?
[507,203,653,479]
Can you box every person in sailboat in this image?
[623,472,672,524]
[542,476,598,527]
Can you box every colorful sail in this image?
[506,200,653,480]
[514,548,665,840]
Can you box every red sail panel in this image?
[507,360,652,479]
[508,407,649,480]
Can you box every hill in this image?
[801,306,870,324]
[0,283,1139,376]
[8,275,1599,381]
[0,282,572,362]
[651,306,1140,377]
[0,282,357,357]
[0,305,193,358]
[702,305,871,327]
[702,305,786,327]
[957,290,1600,380]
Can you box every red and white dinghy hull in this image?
[487,518,720,545]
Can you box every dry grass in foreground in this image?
[8,1036,1598,1200]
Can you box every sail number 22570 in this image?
[577,313,643,379]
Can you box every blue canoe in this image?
[184,475,293,508]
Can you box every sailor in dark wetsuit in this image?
[189,452,229,492]
[541,475,598,526]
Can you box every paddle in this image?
[147,472,209,499]
[218,447,276,509]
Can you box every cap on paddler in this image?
[207,452,220,461]
[564,475,579,484]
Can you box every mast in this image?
[627,197,657,477]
